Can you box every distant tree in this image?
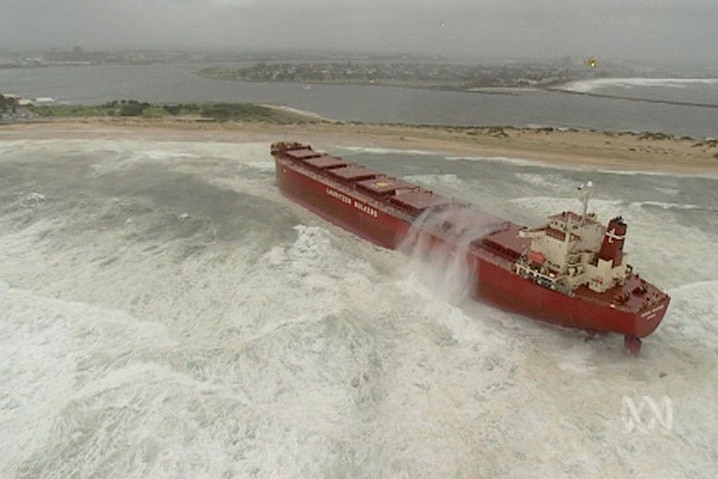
[0,94,18,114]
[199,103,275,121]
[119,100,150,116]
[163,104,182,116]
[72,46,85,60]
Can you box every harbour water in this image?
[1,63,718,137]
[1,139,717,478]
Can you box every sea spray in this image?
[398,204,502,304]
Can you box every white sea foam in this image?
[444,154,548,167]
[515,172,579,191]
[560,77,718,94]
[633,200,702,210]
[338,145,440,156]
[652,186,680,196]
[2,139,717,478]
[596,168,718,179]
[401,173,467,196]
[667,281,718,344]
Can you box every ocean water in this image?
[1,140,717,478]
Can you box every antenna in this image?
[577,181,595,224]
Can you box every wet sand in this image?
[1,117,717,173]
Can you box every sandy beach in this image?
[1,117,717,173]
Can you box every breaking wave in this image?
[554,78,718,109]
[560,77,718,94]
[398,205,501,304]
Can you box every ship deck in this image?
[274,144,467,224]
[275,142,534,269]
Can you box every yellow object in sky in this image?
[585,57,598,68]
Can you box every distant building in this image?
[32,97,55,105]
[1,93,55,106]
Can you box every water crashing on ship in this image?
[398,205,502,304]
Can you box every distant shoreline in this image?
[1,116,717,174]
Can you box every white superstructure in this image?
[515,184,630,294]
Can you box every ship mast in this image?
[577,181,595,225]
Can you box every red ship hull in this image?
[272,143,670,351]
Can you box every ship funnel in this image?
[598,216,627,266]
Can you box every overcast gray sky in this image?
[1,0,716,65]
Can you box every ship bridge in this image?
[516,187,630,294]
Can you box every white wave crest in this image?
[560,77,718,93]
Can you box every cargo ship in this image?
[271,142,670,355]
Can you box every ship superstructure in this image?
[516,183,631,295]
